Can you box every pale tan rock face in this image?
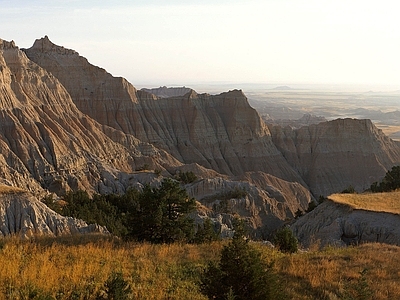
[24,37,305,185]
[0,188,108,238]
[0,38,180,195]
[269,118,400,196]
[292,200,400,247]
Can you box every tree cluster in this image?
[370,165,400,192]
[46,178,218,244]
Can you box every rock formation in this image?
[269,118,400,196]
[141,86,192,98]
[0,186,108,238]
[292,199,400,247]
[0,37,180,195]
[23,37,305,185]
[187,171,313,239]
[0,36,398,241]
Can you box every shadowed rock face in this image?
[23,37,305,185]
[0,188,108,238]
[269,118,400,196]
[292,200,400,247]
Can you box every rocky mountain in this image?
[292,199,400,247]
[0,37,180,196]
[23,36,305,184]
[0,185,107,238]
[269,118,400,196]
[1,36,400,240]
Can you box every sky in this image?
[1,0,400,89]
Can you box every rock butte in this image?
[0,36,399,239]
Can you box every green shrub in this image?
[370,165,400,192]
[341,185,356,194]
[102,271,132,300]
[192,218,220,244]
[201,219,284,300]
[175,171,198,184]
[273,226,298,254]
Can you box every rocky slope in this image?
[0,38,180,195]
[23,36,305,184]
[292,199,400,247]
[0,186,107,238]
[187,170,313,239]
[269,118,400,196]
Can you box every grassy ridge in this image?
[329,191,400,214]
[0,236,399,299]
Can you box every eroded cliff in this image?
[269,118,400,196]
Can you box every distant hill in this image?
[272,85,292,90]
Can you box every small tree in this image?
[129,178,196,243]
[103,271,132,300]
[193,218,220,244]
[201,219,284,300]
[273,226,298,253]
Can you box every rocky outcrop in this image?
[23,37,305,185]
[0,37,181,195]
[269,118,400,196]
[187,171,314,239]
[292,199,400,247]
[0,186,108,238]
[141,86,192,98]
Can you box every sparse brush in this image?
[0,236,398,300]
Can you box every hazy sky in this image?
[2,0,400,88]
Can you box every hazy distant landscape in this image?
[185,84,400,141]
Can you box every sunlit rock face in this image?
[0,37,180,195]
[269,118,400,196]
[24,36,305,185]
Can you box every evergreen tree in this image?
[273,226,298,254]
[201,219,284,300]
[193,218,220,244]
[129,178,196,243]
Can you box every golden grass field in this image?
[0,235,399,299]
[329,191,400,214]
[0,185,25,195]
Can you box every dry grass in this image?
[0,185,25,195]
[329,191,400,214]
[0,236,399,299]
[275,243,400,299]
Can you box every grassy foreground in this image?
[0,236,399,299]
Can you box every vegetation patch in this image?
[0,235,399,299]
[329,191,400,214]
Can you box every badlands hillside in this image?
[1,36,400,238]
[293,191,400,247]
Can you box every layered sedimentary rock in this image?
[0,38,180,195]
[292,199,400,247]
[23,37,305,185]
[186,171,313,238]
[269,118,400,196]
[0,186,108,238]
